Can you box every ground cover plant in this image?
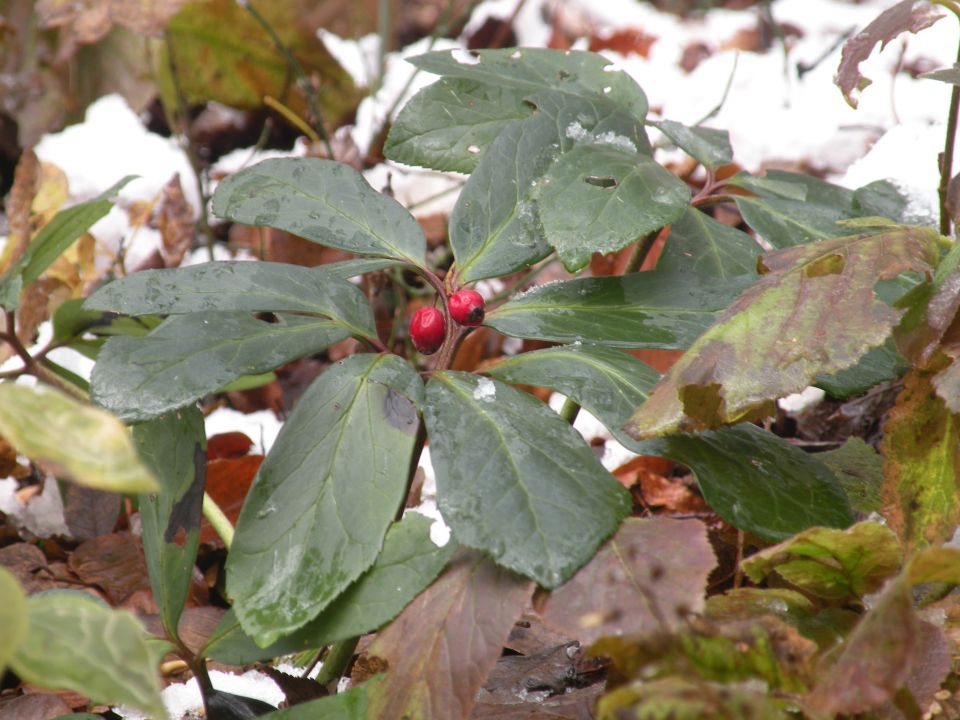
[3,0,960,718]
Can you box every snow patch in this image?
[473,376,497,402]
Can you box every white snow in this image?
[473,376,497,402]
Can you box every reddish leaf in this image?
[367,551,534,720]
[68,533,151,605]
[543,518,716,644]
[805,577,918,718]
[881,368,960,552]
[206,431,254,460]
[836,0,945,108]
[199,455,263,545]
[589,28,657,58]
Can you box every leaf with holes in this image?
[626,226,940,438]
[227,354,423,646]
[424,372,630,588]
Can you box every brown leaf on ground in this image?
[0,149,39,275]
[543,517,716,644]
[0,692,71,720]
[366,550,534,720]
[0,543,81,594]
[68,533,151,605]
[156,173,194,267]
[589,28,657,57]
[505,613,574,656]
[36,0,188,43]
[612,455,707,513]
[200,455,263,545]
[206,431,253,461]
[62,485,121,541]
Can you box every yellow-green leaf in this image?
[0,384,158,493]
[0,567,28,676]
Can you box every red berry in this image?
[409,306,446,354]
[448,289,485,326]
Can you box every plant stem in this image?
[559,396,581,425]
[375,0,390,94]
[624,230,661,273]
[241,0,335,158]
[938,23,960,236]
[0,312,84,399]
[263,95,319,143]
[315,636,360,686]
[202,492,235,549]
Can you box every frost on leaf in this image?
[626,227,939,439]
[835,0,945,108]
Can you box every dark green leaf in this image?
[227,354,423,646]
[84,261,377,339]
[204,514,453,663]
[657,207,761,278]
[211,158,426,266]
[486,343,660,446]
[815,340,907,398]
[818,437,884,515]
[424,372,631,587]
[637,424,853,541]
[91,312,349,422]
[409,48,649,121]
[852,179,916,224]
[11,591,165,717]
[0,176,133,310]
[134,407,206,641]
[385,78,532,172]
[652,120,732,169]
[486,271,754,350]
[52,298,111,343]
[259,681,369,719]
[540,143,690,271]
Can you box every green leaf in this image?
[486,343,660,446]
[637,424,853,542]
[409,48,649,121]
[0,567,27,677]
[651,119,733,169]
[227,354,423,646]
[424,372,631,587]
[626,226,940,438]
[134,408,206,641]
[211,157,426,266]
[814,340,907,398]
[487,271,753,350]
[385,78,533,173]
[540,144,689,272]
[0,384,158,493]
[597,677,793,720]
[204,514,454,663]
[84,261,377,339]
[817,437,884,515]
[259,681,369,719]
[657,207,761,278]
[0,176,133,310]
[11,591,165,718]
[742,522,901,599]
[91,312,350,422]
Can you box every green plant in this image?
[4,0,960,717]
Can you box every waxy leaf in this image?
[84,261,377,339]
[91,312,350,422]
[0,176,133,310]
[409,48,649,122]
[657,207,761,279]
[626,227,940,438]
[134,408,206,641]
[742,522,901,599]
[227,354,423,646]
[817,437,884,514]
[367,550,533,720]
[424,372,631,588]
[804,576,919,717]
[637,424,853,542]
[385,78,532,173]
[205,514,454,663]
[11,592,165,718]
[0,567,27,677]
[259,681,369,719]
[544,517,716,644]
[487,271,754,350]
[540,143,690,272]
[487,343,660,446]
[881,367,960,552]
[211,157,426,266]
[836,0,945,108]
[0,384,158,493]
[651,119,732,169]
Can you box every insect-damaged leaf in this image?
[134,407,206,641]
[626,226,940,439]
[543,517,716,644]
[835,0,945,108]
[227,354,423,647]
[424,373,631,588]
[881,367,960,552]
[366,550,533,720]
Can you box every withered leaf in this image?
[367,550,534,720]
[543,518,716,644]
[68,533,151,605]
[835,0,945,108]
[36,0,189,42]
[627,227,939,439]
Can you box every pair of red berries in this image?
[409,289,485,355]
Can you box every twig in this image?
[202,491,235,549]
[938,24,960,236]
[263,95,320,144]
